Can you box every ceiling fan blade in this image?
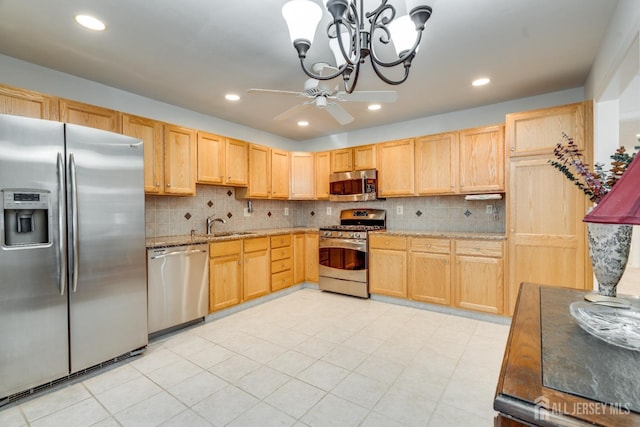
[274,103,311,121]
[325,102,354,125]
[248,88,302,96]
[338,91,398,103]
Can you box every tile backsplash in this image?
[145,184,505,238]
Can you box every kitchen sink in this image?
[209,231,256,237]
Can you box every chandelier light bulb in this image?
[282,0,323,44]
[388,15,416,56]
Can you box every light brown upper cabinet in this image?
[0,84,56,120]
[507,102,588,157]
[59,99,121,133]
[271,148,290,199]
[415,132,458,195]
[315,151,331,200]
[330,144,376,173]
[122,114,164,194]
[162,125,197,195]
[377,138,415,197]
[458,125,505,193]
[290,152,315,200]
[196,132,248,187]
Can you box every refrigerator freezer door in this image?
[0,115,69,397]
[65,124,147,373]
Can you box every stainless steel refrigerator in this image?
[0,114,147,402]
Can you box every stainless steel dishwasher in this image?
[147,243,209,336]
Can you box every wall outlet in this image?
[326,207,332,216]
[284,207,289,216]
[243,207,251,217]
[396,205,403,215]
[486,204,493,214]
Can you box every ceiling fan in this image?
[248,64,398,125]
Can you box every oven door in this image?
[318,237,367,283]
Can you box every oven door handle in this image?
[319,237,366,252]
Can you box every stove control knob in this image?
[349,232,355,238]
[323,231,331,237]
[337,232,343,237]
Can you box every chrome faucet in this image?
[206,215,227,234]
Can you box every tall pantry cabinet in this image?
[505,101,593,314]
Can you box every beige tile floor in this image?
[0,289,511,427]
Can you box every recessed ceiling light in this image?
[74,14,106,31]
[225,94,240,101]
[368,104,382,111]
[297,120,309,127]
[472,77,491,87]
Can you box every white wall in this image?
[1,53,584,152]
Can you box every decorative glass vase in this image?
[586,222,633,297]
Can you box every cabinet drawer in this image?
[272,269,293,291]
[271,234,292,248]
[271,257,292,274]
[455,240,503,257]
[271,246,292,261]
[410,237,450,254]
[210,239,242,257]
[369,234,407,250]
[244,236,268,253]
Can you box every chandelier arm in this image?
[343,62,362,94]
[370,30,423,68]
[332,20,360,67]
[369,52,412,86]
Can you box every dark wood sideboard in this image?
[494,282,640,427]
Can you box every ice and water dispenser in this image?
[2,190,51,247]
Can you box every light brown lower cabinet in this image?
[453,240,504,314]
[271,234,293,291]
[369,234,408,298]
[209,240,242,312]
[304,232,319,282]
[408,237,452,305]
[293,233,306,284]
[243,237,270,301]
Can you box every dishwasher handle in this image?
[149,249,207,260]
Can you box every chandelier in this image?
[281,0,433,93]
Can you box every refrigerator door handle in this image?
[57,153,67,296]
[69,153,79,293]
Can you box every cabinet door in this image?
[409,252,451,305]
[197,131,225,185]
[454,254,503,314]
[331,148,353,173]
[290,152,315,200]
[415,132,458,195]
[226,138,248,186]
[122,114,164,194]
[59,99,121,132]
[293,233,305,284]
[246,144,270,198]
[0,84,55,120]
[210,254,242,312]
[353,144,376,170]
[243,248,270,301]
[163,125,196,195]
[304,233,319,282]
[369,248,407,298]
[377,138,415,197]
[506,102,588,157]
[459,125,505,193]
[315,151,331,200]
[271,148,290,199]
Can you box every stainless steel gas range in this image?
[318,209,386,298]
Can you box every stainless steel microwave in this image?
[329,169,377,202]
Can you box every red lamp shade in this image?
[583,152,640,224]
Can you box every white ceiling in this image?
[0,0,618,141]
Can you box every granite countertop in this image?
[371,230,507,241]
[146,227,318,248]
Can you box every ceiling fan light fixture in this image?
[282,0,433,93]
[74,14,106,31]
